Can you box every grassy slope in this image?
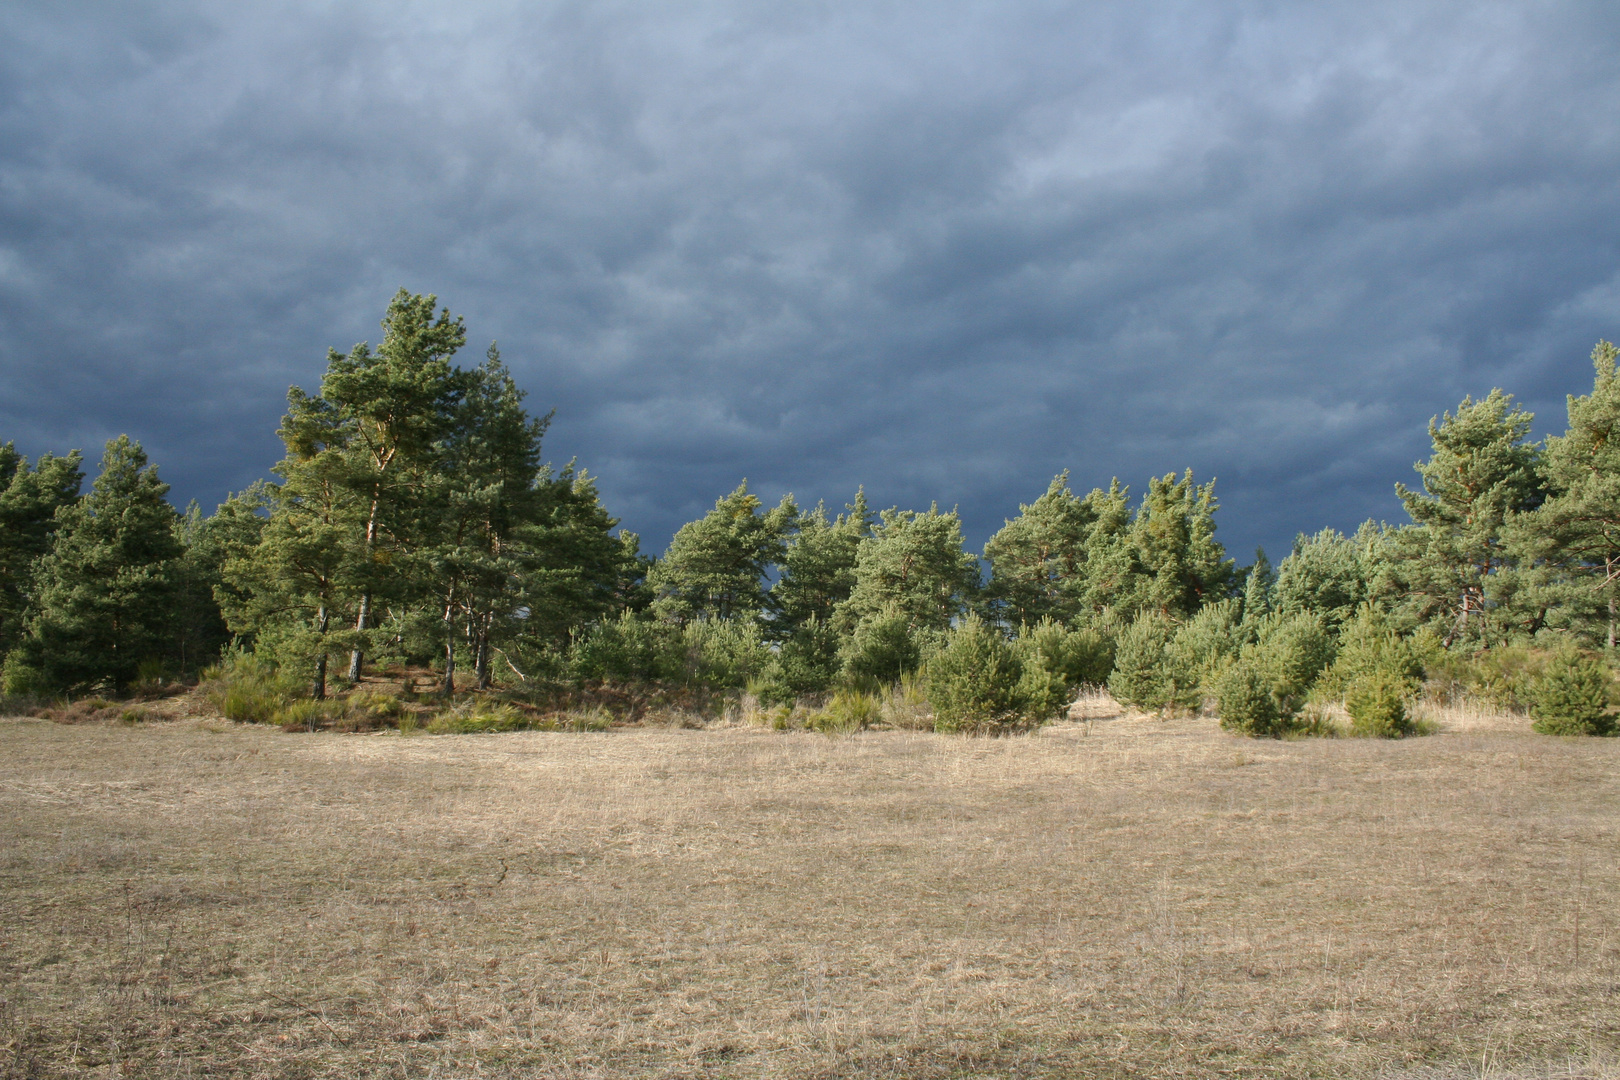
[1,708,1617,1079]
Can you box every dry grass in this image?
[1,698,1617,1078]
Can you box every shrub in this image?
[273,698,338,732]
[1216,658,1285,737]
[926,615,1028,734]
[678,618,771,689]
[841,606,923,683]
[427,701,534,734]
[1249,611,1334,709]
[1345,667,1416,738]
[203,651,302,723]
[757,615,842,705]
[1165,599,1245,695]
[1317,604,1428,700]
[1530,649,1614,736]
[1017,618,1115,690]
[809,689,881,733]
[1108,611,1196,713]
[571,613,680,683]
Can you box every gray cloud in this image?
[3,1,1619,562]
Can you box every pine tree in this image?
[1394,389,1541,646]
[223,391,365,699]
[982,472,1095,626]
[648,481,797,625]
[172,490,268,675]
[0,443,83,663]
[1072,479,1138,617]
[14,437,181,694]
[836,504,981,635]
[1239,547,1274,623]
[1504,342,1620,646]
[320,290,468,680]
[770,490,870,635]
[1129,470,1233,617]
[416,346,549,693]
[1273,528,1367,631]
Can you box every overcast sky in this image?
[3,2,1619,563]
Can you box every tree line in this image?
[2,291,1617,734]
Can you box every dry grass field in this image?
[2,700,1618,1079]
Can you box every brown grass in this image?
[1,698,1617,1078]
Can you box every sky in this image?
[3,2,1619,565]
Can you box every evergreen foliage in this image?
[648,481,797,625]
[1393,389,1542,646]
[838,504,980,634]
[982,472,1093,626]
[925,614,1028,733]
[771,492,869,634]
[0,444,83,664]
[12,437,183,694]
[1504,342,1620,647]
[1107,609,1196,713]
[1216,658,1285,737]
[1273,529,1367,631]
[1128,470,1234,618]
[1529,648,1613,736]
[1164,598,1245,695]
[839,603,924,683]
[1345,668,1416,738]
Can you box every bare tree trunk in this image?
[475,623,492,691]
[441,597,457,697]
[313,606,330,701]
[347,591,369,683]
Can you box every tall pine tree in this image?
[13,437,181,694]
[0,443,83,666]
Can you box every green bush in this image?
[571,613,680,683]
[1165,599,1245,695]
[678,618,771,688]
[1017,618,1115,690]
[273,698,338,732]
[841,605,923,684]
[1530,649,1614,736]
[1249,611,1334,709]
[203,650,302,723]
[427,701,534,734]
[1216,658,1285,737]
[1345,667,1416,738]
[0,649,47,696]
[1107,610,1196,713]
[926,615,1029,733]
[808,689,881,733]
[1317,604,1428,700]
[756,615,842,704]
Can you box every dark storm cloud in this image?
[3,1,1620,561]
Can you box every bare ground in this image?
[1,701,1617,1078]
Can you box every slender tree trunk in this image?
[475,621,492,691]
[348,591,369,682]
[349,493,381,682]
[441,597,457,697]
[313,605,330,701]
[1609,594,1616,651]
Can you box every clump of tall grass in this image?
[201,651,302,724]
[806,688,881,734]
